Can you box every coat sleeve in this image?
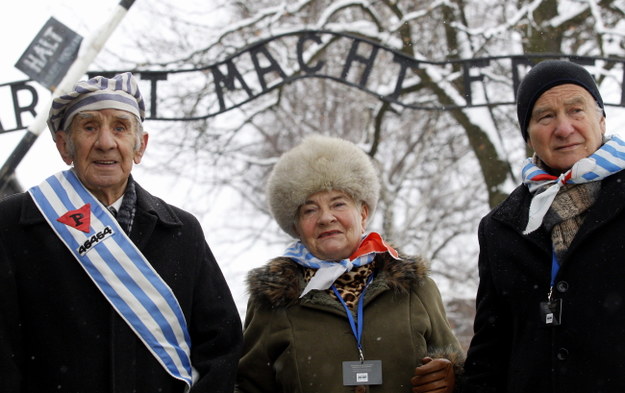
[459,217,511,393]
[0,221,22,392]
[187,238,244,393]
[235,297,289,393]
[413,274,465,373]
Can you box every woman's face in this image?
[294,190,368,261]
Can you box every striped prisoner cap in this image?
[47,72,145,140]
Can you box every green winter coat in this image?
[236,252,463,393]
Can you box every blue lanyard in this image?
[331,273,375,362]
[548,250,560,300]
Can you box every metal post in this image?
[0,0,136,194]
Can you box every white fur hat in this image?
[267,134,380,238]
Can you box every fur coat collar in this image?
[246,252,430,308]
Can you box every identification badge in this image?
[540,298,562,326]
[342,360,383,385]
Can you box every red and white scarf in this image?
[283,232,399,297]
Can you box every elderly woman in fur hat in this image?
[235,134,464,393]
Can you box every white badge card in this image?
[342,360,383,386]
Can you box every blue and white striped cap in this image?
[47,72,145,139]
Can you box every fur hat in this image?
[516,60,605,141]
[48,72,145,140]
[267,134,380,238]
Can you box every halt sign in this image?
[15,17,82,91]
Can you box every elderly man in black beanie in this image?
[0,72,242,393]
[460,59,625,393]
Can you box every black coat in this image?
[462,170,625,393]
[0,182,243,393]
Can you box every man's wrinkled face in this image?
[527,84,605,173]
[55,108,148,203]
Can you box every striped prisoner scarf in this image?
[522,135,625,235]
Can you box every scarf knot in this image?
[522,135,625,234]
[283,232,398,297]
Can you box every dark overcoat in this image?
[462,170,625,393]
[236,252,464,393]
[0,182,242,393]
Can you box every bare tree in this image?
[105,0,625,309]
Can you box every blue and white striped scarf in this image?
[283,232,398,297]
[522,135,625,234]
[28,170,196,388]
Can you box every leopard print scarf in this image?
[303,262,376,309]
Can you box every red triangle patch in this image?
[57,203,91,233]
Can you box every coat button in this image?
[557,348,569,360]
[556,281,569,293]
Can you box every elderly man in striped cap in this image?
[461,60,625,393]
[0,72,242,393]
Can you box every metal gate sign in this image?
[4,30,625,135]
[15,17,83,91]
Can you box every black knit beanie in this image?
[516,60,605,141]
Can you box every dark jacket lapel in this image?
[491,184,552,255]
[130,182,182,250]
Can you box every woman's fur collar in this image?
[246,252,429,308]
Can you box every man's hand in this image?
[410,357,455,393]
